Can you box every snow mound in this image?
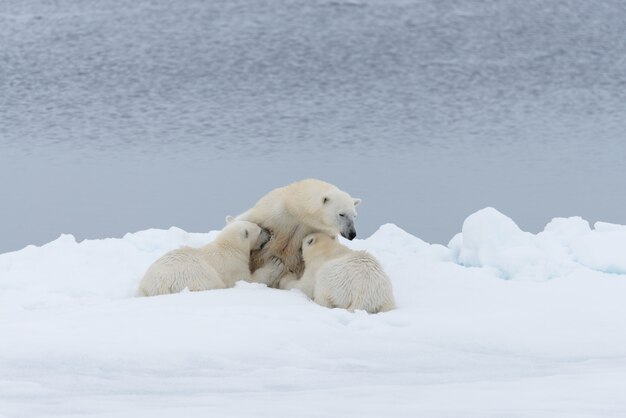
[449,207,626,280]
[570,223,626,274]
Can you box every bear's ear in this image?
[225,215,235,224]
[353,198,362,207]
[306,236,316,246]
[322,196,329,205]
[244,229,249,239]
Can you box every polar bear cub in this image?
[137,219,284,297]
[280,233,395,313]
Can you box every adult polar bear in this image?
[234,179,361,287]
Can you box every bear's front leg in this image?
[278,271,299,290]
[250,256,285,287]
[279,270,316,299]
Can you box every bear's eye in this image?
[244,230,249,239]
[322,197,329,204]
[339,213,345,218]
[307,237,315,245]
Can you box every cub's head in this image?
[223,216,271,251]
[319,188,361,240]
[301,232,337,261]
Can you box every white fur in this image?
[235,179,361,286]
[137,220,283,297]
[280,233,395,313]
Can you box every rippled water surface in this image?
[2,0,625,252]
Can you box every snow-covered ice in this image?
[1,207,626,417]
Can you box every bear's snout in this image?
[341,227,357,240]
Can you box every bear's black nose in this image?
[348,231,356,240]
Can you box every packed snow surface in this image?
[1,207,626,417]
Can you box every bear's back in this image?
[315,251,395,313]
[137,247,222,296]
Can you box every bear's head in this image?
[301,232,338,261]
[317,188,361,240]
[223,217,271,252]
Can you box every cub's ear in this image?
[225,215,235,224]
[353,198,362,207]
[322,196,329,204]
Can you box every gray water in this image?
[1,0,626,253]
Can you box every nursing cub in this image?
[138,219,283,296]
[280,233,395,313]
